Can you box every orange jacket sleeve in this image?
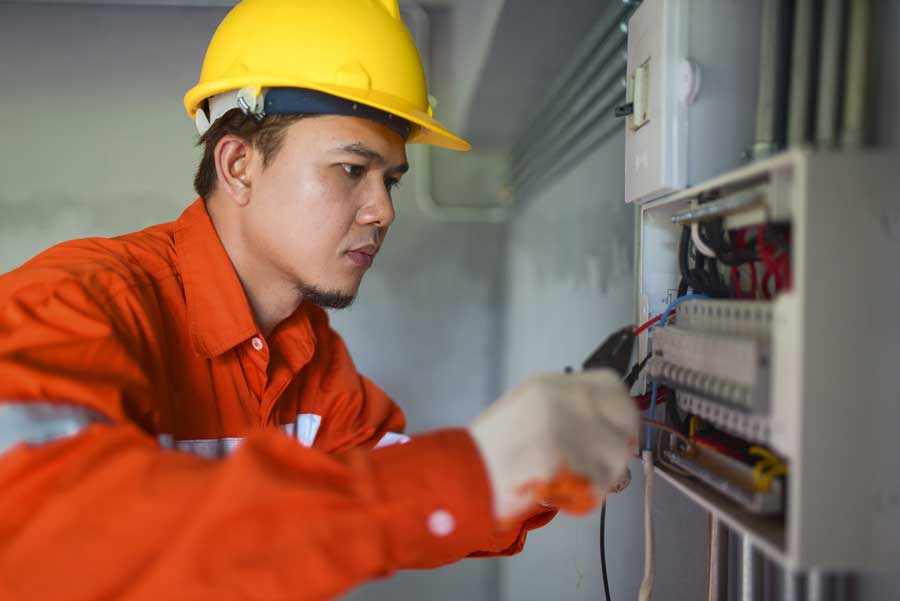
[0,274,500,600]
[300,319,557,568]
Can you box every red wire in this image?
[692,437,743,460]
[632,313,663,337]
[731,265,742,298]
[748,259,758,297]
[756,224,779,298]
[756,224,793,295]
[633,390,670,411]
[777,239,792,290]
[731,229,757,299]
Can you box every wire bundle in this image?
[678,220,791,300]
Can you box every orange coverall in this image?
[0,199,552,600]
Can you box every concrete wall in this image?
[0,4,503,601]
[497,132,711,601]
[0,3,219,268]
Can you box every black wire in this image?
[678,226,730,298]
[700,219,759,265]
[665,389,689,434]
[600,500,611,601]
[624,353,651,389]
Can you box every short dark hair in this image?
[193,108,306,199]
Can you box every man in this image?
[0,0,637,599]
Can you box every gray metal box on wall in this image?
[635,149,900,571]
[624,0,762,204]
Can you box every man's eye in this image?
[385,178,401,191]
[342,164,365,178]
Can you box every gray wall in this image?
[0,3,220,267]
[497,133,710,601]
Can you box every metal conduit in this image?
[752,0,794,159]
[512,84,625,195]
[509,40,627,177]
[510,57,627,183]
[511,0,637,159]
[782,568,807,601]
[740,536,764,601]
[508,0,639,200]
[512,108,624,200]
[510,21,628,167]
[787,0,821,146]
[816,0,848,146]
[841,0,872,147]
[707,518,729,601]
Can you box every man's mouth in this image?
[346,244,378,268]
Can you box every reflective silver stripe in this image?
[374,431,410,449]
[296,413,322,448]
[172,437,243,459]
[0,402,108,455]
[157,434,244,459]
[159,413,325,460]
[280,413,322,448]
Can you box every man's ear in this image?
[214,135,254,206]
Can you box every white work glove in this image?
[469,369,638,523]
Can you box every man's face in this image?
[243,115,408,307]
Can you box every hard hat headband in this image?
[196,87,413,142]
[263,88,412,141]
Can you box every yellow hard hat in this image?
[184,0,470,151]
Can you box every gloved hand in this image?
[468,369,639,523]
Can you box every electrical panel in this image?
[635,150,900,571]
[624,0,761,204]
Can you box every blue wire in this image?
[645,293,709,450]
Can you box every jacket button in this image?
[251,336,264,351]
[427,509,455,537]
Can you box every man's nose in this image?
[356,181,396,228]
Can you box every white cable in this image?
[638,450,655,601]
[692,222,718,258]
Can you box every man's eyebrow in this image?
[334,142,409,174]
[335,143,383,162]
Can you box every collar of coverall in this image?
[174,198,316,360]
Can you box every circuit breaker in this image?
[634,150,900,570]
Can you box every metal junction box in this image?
[635,149,900,571]
[624,0,762,204]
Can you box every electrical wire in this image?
[749,446,788,492]
[600,501,611,601]
[641,417,693,446]
[700,220,759,266]
[678,226,730,298]
[632,314,663,337]
[665,390,688,434]
[657,293,710,337]
[637,450,655,601]
[625,353,652,389]
[634,389,671,411]
[645,293,709,449]
[756,224,782,296]
[692,222,718,258]
[645,383,660,450]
